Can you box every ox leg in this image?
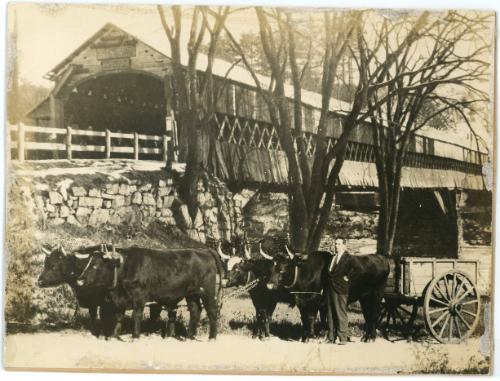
[111,309,125,341]
[299,307,315,342]
[251,310,259,338]
[360,294,380,342]
[132,302,145,339]
[100,303,115,338]
[253,308,269,339]
[264,305,276,339]
[254,309,265,339]
[186,297,202,340]
[89,305,99,337]
[261,311,269,339]
[148,303,162,336]
[318,304,328,339]
[307,311,317,341]
[166,309,177,338]
[202,296,218,340]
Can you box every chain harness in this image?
[223,278,260,299]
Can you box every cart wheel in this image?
[378,296,419,339]
[423,270,481,343]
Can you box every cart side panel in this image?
[455,261,479,285]
[434,261,457,276]
[406,261,436,296]
[399,257,480,298]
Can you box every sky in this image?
[8,3,262,87]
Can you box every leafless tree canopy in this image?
[359,11,491,255]
[157,6,492,254]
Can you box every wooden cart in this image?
[379,257,481,343]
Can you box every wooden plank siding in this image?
[397,257,478,298]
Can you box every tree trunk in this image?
[289,186,309,252]
[179,115,203,219]
[375,153,403,256]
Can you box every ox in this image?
[269,246,390,342]
[37,245,118,336]
[218,242,325,341]
[77,246,224,340]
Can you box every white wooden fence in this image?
[9,124,169,161]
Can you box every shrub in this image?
[5,179,40,323]
[4,179,77,328]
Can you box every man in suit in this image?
[327,238,351,345]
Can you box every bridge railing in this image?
[8,124,169,162]
[213,113,486,175]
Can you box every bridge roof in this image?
[338,161,485,190]
[45,22,354,116]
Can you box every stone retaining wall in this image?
[33,171,248,244]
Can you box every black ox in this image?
[218,242,325,341]
[77,245,224,340]
[269,246,390,342]
[37,245,116,336]
[37,244,166,337]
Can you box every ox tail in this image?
[208,249,225,313]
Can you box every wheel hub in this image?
[448,301,462,316]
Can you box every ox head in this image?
[38,244,74,287]
[266,244,307,290]
[76,246,121,288]
[220,240,280,288]
[217,241,245,287]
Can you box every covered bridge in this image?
[19,22,488,191]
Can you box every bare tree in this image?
[361,10,491,256]
[226,8,431,252]
[157,5,230,218]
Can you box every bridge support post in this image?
[454,190,466,259]
[163,75,175,170]
[133,132,139,161]
[66,126,72,160]
[105,129,111,159]
[17,123,24,161]
[162,134,169,163]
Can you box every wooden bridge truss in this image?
[213,113,485,176]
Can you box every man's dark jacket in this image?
[328,253,354,295]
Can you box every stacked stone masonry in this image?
[34,173,247,245]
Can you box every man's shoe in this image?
[337,340,347,345]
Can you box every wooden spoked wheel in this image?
[423,270,481,343]
[378,296,419,338]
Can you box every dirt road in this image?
[3,331,489,374]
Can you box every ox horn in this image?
[74,253,90,259]
[259,243,273,260]
[41,247,51,255]
[217,242,231,261]
[285,245,295,260]
[60,245,68,256]
[244,244,251,260]
[103,244,113,259]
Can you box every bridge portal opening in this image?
[65,72,166,136]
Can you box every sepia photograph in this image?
[2,2,495,375]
